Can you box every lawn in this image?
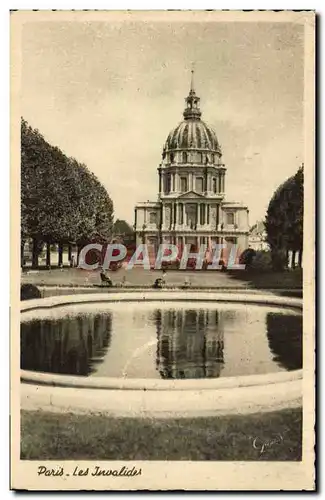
[20,408,302,461]
[226,268,302,290]
[21,266,302,291]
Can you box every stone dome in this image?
[162,70,222,158]
[164,119,221,154]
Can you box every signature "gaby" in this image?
[252,434,284,454]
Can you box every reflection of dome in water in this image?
[155,308,225,380]
[266,313,302,371]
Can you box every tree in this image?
[113,219,134,236]
[21,118,114,267]
[265,166,304,271]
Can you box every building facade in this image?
[134,72,249,256]
[248,221,269,251]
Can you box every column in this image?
[175,202,179,227]
[207,204,210,225]
[196,236,200,249]
[196,204,200,227]
[158,167,162,194]
[218,172,222,193]
[190,172,194,191]
[216,204,220,228]
[160,204,163,227]
[161,204,165,229]
[134,208,137,230]
[183,203,186,227]
[162,172,166,194]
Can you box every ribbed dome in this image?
[163,70,222,158]
[164,120,221,154]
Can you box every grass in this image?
[20,408,302,461]
[21,266,302,292]
[227,268,302,290]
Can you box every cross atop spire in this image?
[190,62,195,93]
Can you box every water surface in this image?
[21,301,302,379]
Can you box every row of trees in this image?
[21,118,114,268]
[265,165,304,270]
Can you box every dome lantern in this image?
[183,68,202,121]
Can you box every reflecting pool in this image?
[21,301,302,379]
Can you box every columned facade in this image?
[134,71,249,256]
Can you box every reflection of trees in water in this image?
[155,308,225,380]
[21,313,112,376]
[266,313,302,371]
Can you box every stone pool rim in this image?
[20,291,302,392]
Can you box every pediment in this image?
[177,191,205,199]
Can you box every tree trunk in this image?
[32,238,39,269]
[58,243,63,267]
[46,242,51,268]
[68,244,72,262]
[298,248,303,268]
[21,240,25,268]
[77,244,82,266]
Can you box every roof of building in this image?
[222,201,248,209]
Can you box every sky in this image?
[21,18,304,226]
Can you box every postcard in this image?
[11,10,315,491]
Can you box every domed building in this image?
[134,71,249,255]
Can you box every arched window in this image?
[180,177,188,193]
[200,204,205,225]
[182,152,187,163]
[212,178,217,193]
[212,154,215,164]
[198,152,203,163]
[149,212,157,224]
[166,174,171,194]
[226,212,235,226]
[179,203,183,225]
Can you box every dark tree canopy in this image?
[265,166,303,270]
[21,118,114,263]
[113,219,134,236]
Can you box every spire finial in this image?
[190,62,195,93]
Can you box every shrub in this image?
[20,284,41,301]
[251,251,273,271]
[239,248,257,267]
